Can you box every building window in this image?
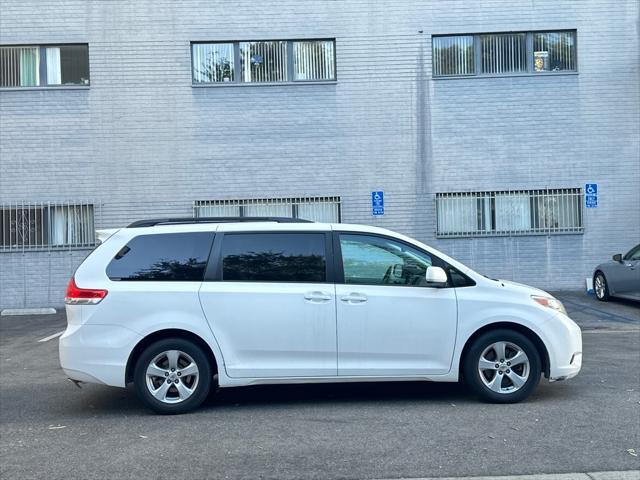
[436,189,583,237]
[194,197,341,223]
[432,35,475,77]
[192,39,336,85]
[0,44,89,87]
[432,31,576,78]
[0,202,96,250]
[191,43,235,83]
[481,33,527,74]
[533,31,577,72]
[293,40,335,81]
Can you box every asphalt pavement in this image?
[0,292,638,479]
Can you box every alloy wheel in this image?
[145,350,200,404]
[478,341,530,394]
[595,274,606,299]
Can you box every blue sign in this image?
[585,183,598,208]
[371,191,384,216]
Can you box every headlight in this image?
[531,295,567,316]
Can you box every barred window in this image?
[194,197,340,223]
[433,30,576,78]
[0,44,89,87]
[191,39,336,85]
[0,203,96,250]
[436,189,583,237]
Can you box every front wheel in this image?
[594,272,610,301]
[134,338,212,414]
[463,329,541,403]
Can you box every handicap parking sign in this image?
[585,183,598,208]
[371,191,384,216]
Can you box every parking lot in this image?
[0,293,638,480]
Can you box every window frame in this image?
[191,39,337,86]
[204,231,335,283]
[432,30,577,79]
[332,231,474,288]
[0,43,90,89]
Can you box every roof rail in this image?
[127,217,314,228]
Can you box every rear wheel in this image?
[134,338,212,414]
[594,272,610,301]
[463,329,541,403]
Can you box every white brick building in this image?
[1,0,639,308]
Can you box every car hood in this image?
[495,278,551,298]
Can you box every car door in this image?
[199,231,337,378]
[334,232,458,376]
[608,244,640,297]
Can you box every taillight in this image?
[65,277,108,305]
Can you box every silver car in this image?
[593,244,640,301]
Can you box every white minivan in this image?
[60,217,582,414]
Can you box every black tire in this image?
[133,338,212,414]
[594,272,610,301]
[463,329,541,404]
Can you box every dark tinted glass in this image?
[107,232,214,281]
[60,45,90,85]
[221,233,326,282]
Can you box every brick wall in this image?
[1,0,638,308]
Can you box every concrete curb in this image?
[378,471,640,480]
[1,307,56,316]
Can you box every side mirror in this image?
[613,253,623,262]
[425,266,448,287]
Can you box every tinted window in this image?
[340,234,436,286]
[221,233,326,282]
[624,244,640,261]
[106,232,214,281]
[447,266,476,287]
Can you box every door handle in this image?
[304,291,332,302]
[340,293,368,304]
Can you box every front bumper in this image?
[546,312,583,381]
[59,322,142,388]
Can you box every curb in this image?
[377,471,640,480]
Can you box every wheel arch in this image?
[125,329,219,385]
[459,322,551,378]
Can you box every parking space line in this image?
[583,329,640,334]
[561,297,639,324]
[37,331,64,343]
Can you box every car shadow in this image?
[54,380,473,415]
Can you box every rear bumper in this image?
[59,322,142,388]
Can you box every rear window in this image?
[221,233,326,282]
[106,232,214,281]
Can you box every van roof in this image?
[127,217,313,228]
